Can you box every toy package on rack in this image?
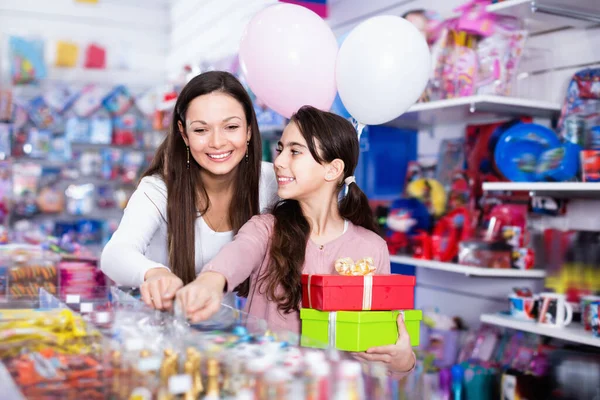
[0,124,11,160]
[0,90,13,122]
[64,115,90,145]
[8,36,47,85]
[12,163,42,218]
[27,96,61,131]
[65,183,95,216]
[37,167,65,214]
[44,84,80,114]
[113,113,140,146]
[72,85,107,117]
[25,128,52,158]
[89,113,113,145]
[0,161,11,226]
[102,85,134,116]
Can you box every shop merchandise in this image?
[0,286,408,400]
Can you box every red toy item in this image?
[411,231,432,259]
[431,207,473,262]
[301,274,415,311]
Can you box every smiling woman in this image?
[100,71,278,312]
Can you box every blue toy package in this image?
[0,124,12,159]
[26,128,52,158]
[89,115,113,144]
[44,85,80,114]
[28,97,61,131]
[9,36,47,85]
[76,219,104,245]
[65,116,90,143]
[102,85,134,115]
[101,148,123,180]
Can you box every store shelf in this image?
[390,255,546,278]
[487,0,600,35]
[483,182,600,199]
[387,95,561,128]
[481,313,600,348]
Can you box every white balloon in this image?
[336,15,431,125]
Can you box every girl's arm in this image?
[100,178,169,286]
[202,214,273,291]
[176,215,273,322]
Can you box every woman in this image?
[101,71,278,312]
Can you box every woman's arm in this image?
[100,178,169,286]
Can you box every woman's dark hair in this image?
[143,71,262,286]
[259,106,378,313]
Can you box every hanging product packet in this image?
[9,36,47,85]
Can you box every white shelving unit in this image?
[391,255,546,278]
[481,313,600,348]
[487,0,600,35]
[387,95,561,128]
[483,182,600,199]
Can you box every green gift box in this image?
[300,308,422,352]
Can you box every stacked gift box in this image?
[300,257,422,352]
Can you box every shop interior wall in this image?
[167,0,277,77]
[0,0,170,88]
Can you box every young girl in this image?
[177,106,415,375]
[101,71,278,311]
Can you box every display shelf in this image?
[483,181,600,199]
[481,313,600,348]
[390,255,546,278]
[487,0,600,35]
[386,95,561,128]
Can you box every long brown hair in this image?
[143,71,262,285]
[260,106,378,313]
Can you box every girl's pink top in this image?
[203,214,390,334]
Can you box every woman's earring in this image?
[186,146,190,169]
[245,140,250,163]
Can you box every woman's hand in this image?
[352,313,416,375]
[140,268,183,310]
[176,272,226,323]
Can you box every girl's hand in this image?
[176,272,226,323]
[352,313,416,374]
[140,268,183,310]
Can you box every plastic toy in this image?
[406,178,447,217]
[386,197,432,255]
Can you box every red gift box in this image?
[301,274,415,311]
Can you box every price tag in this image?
[169,374,192,394]
[66,294,80,304]
[95,311,110,324]
[138,357,161,371]
[125,338,143,351]
[80,302,93,313]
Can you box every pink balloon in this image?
[239,3,338,119]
